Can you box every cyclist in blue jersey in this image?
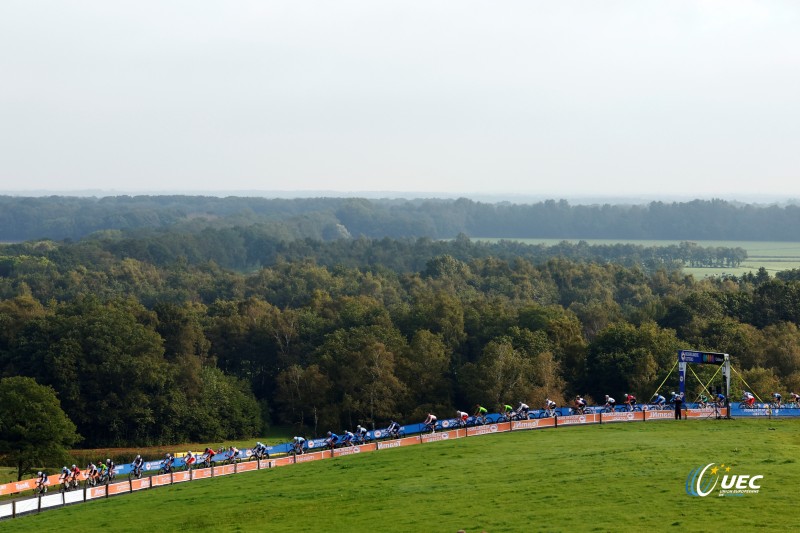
[325,431,340,449]
[293,436,306,454]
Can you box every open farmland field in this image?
[481,239,800,278]
[5,419,799,532]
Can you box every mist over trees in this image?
[2,195,800,242]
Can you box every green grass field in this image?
[481,238,800,278]
[4,419,799,532]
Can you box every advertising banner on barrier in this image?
[467,422,511,437]
[557,413,600,426]
[151,474,172,488]
[130,478,149,491]
[601,411,644,423]
[0,479,36,496]
[272,456,296,467]
[172,471,191,483]
[0,503,13,519]
[108,481,130,495]
[237,461,258,473]
[644,409,675,421]
[420,429,464,444]
[193,468,212,480]
[259,459,273,469]
[215,465,236,477]
[294,451,327,465]
[729,407,798,417]
[88,486,107,500]
[511,418,555,430]
[333,443,377,458]
[377,436,419,450]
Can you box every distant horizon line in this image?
[1,189,799,206]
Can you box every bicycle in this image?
[538,407,560,418]
[129,465,143,480]
[468,415,486,427]
[34,482,48,495]
[600,404,617,413]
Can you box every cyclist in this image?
[423,413,437,433]
[573,396,586,414]
[514,401,531,418]
[341,430,355,447]
[86,462,99,484]
[473,405,488,424]
[772,392,782,408]
[715,392,726,407]
[790,392,800,405]
[742,391,756,408]
[544,398,557,416]
[253,441,268,459]
[59,466,71,490]
[325,431,340,449]
[355,425,369,444]
[162,453,174,474]
[387,420,401,439]
[105,458,116,481]
[228,446,240,463]
[292,436,306,455]
[651,394,666,408]
[35,471,49,494]
[97,460,108,482]
[202,447,216,466]
[185,451,196,469]
[502,404,514,418]
[456,410,469,426]
[70,464,81,488]
[623,393,636,411]
[604,395,616,412]
[698,395,709,408]
[131,454,144,477]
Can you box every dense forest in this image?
[1,203,799,449]
[2,195,800,242]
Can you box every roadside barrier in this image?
[12,403,800,520]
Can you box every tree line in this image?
[1,233,799,455]
[2,195,800,242]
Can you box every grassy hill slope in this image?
[5,419,799,532]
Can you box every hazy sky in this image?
[1,1,798,199]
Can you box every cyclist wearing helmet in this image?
[105,458,116,481]
[604,395,616,411]
[292,436,306,455]
[162,453,174,473]
[515,401,531,418]
[36,471,49,493]
[387,420,401,439]
[355,425,368,443]
[423,413,437,433]
[86,462,99,484]
[132,454,144,477]
[325,431,340,449]
[456,410,469,425]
